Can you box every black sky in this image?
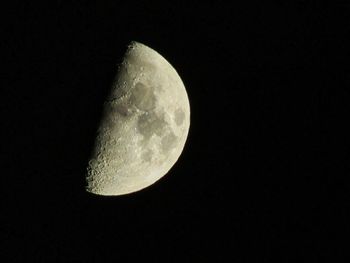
[2,1,350,262]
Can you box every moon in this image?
[86,41,190,196]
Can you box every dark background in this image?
[2,1,350,262]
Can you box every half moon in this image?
[86,41,190,196]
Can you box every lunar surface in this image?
[86,41,190,196]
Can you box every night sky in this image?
[2,1,350,261]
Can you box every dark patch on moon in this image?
[141,149,153,162]
[174,108,185,126]
[137,112,167,140]
[161,132,177,153]
[115,103,133,117]
[130,82,156,111]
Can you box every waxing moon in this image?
[86,41,190,196]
